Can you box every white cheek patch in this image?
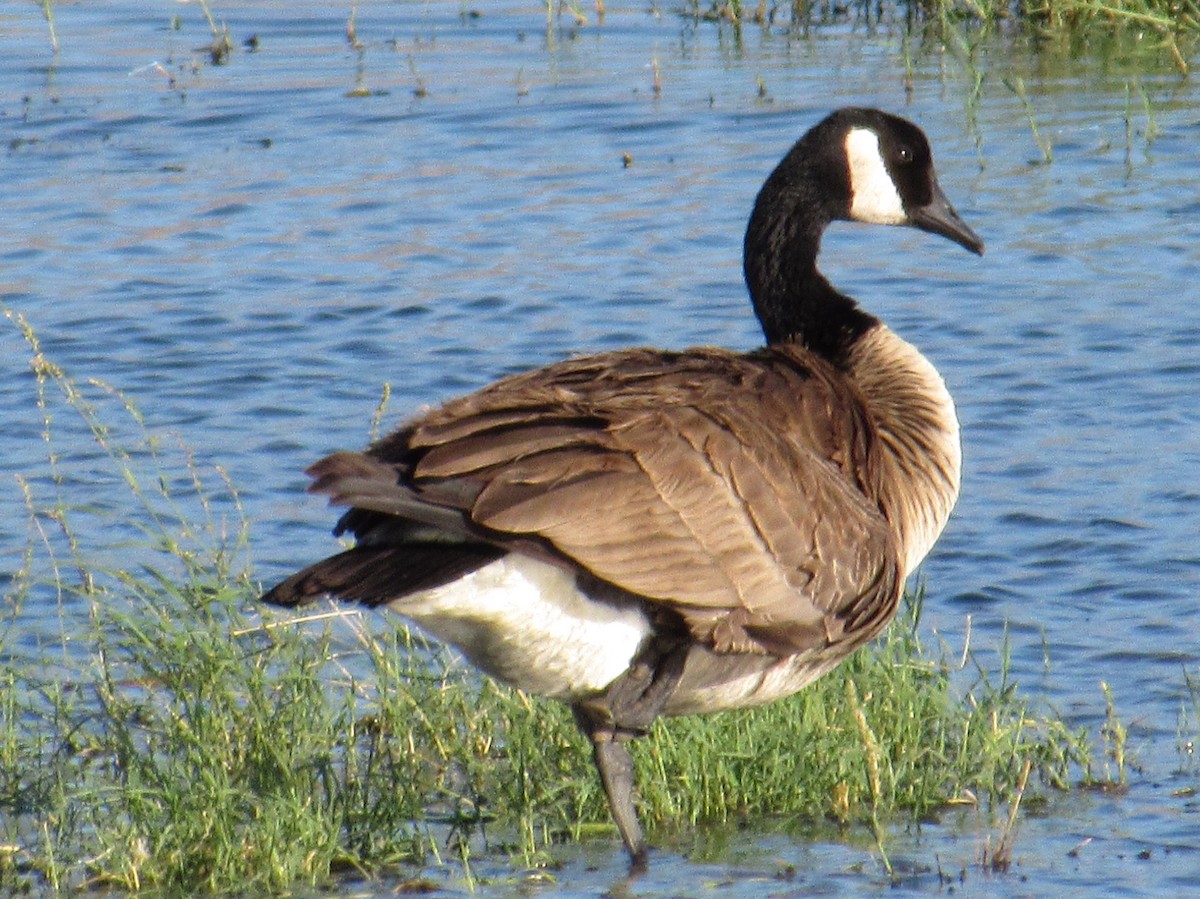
[845,128,907,225]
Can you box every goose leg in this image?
[573,636,689,869]
[577,635,689,734]
[592,737,648,871]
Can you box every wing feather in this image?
[310,346,900,656]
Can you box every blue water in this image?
[3,2,1200,895]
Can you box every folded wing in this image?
[285,345,901,657]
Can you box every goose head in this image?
[838,109,984,255]
[744,107,983,349]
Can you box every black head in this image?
[828,108,983,255]
[743,108,983,351]
[754,108,984,257]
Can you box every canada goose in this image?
[262,107,983,868]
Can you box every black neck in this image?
[742,134,879,366]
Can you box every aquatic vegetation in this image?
[37,0,57,54]
[0,313,1108,894]
[1178,668,1200,775]
[1022,0,1200,37]
[677,0,1200,32]
[673,0,1197,73]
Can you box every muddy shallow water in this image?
[3,2,1200,895]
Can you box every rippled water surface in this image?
[3,2,1200,895]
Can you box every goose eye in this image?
[896,146,913,164]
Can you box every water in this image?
[3,1,1200,894]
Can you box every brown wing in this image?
[307,345,901,656]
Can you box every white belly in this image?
[389,554,653,701]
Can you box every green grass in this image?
[2,314,1103,893]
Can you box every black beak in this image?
[910,178,985,256]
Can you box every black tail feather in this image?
[261,543,504,609]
